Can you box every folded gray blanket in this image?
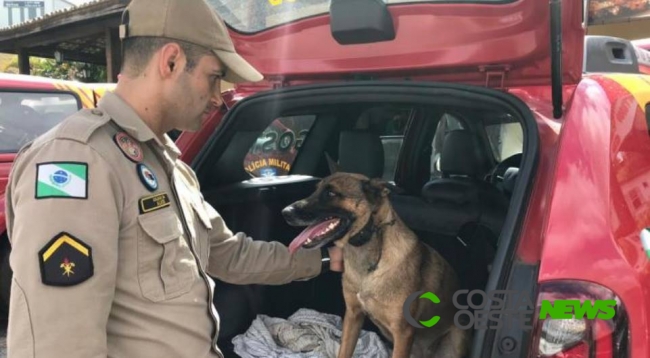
[232,308,391,358]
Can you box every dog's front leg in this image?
[338,289,365,358]
[389,323,415,358]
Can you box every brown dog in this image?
[282,172,470,358]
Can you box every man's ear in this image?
[159,43,183,78]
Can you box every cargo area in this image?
[191,81,539,357]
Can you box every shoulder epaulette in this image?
[54,108,111,144]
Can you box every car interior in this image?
[0,92,80,153]
[193,88,527,356]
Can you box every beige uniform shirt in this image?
[4,92,322,358]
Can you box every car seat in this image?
[336,130,385,178]
[390,130,509,297]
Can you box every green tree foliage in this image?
[1,54,107,83]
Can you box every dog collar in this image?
[349,218,375,247]
[349,217,396,247]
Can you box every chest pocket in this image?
[137,209,197,302]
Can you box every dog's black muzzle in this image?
[282,200,318,226]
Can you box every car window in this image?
[0,91,81,153]
[430,113,465,179]
[485,122,523,162]
[209,0,502,34]
[243,115,316,177]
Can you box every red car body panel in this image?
[0,153,9,238]
[229,1,584,88]
[0,154,15,196]
[524,75,650,356]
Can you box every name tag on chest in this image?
[139,193,171,214]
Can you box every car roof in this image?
[0,73,90,89]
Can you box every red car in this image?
[3,1,650,357]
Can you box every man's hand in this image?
[328,246,344,272]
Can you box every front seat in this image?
[422,130,508,242]
[390,130,509,297]
[421,130,509,292]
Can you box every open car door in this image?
[208,0,585,90]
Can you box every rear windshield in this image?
[0,91,80,153]
[209,0,499,34]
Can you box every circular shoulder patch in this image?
[114,132,143,163]
[137,163,158,192]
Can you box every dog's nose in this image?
[282,205,295,219]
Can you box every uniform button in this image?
[91,109,103,116]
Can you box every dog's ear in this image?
[362,178,402,201]
[325,152,340,174]
[385,181,405,195]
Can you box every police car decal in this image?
[137,163,158,192]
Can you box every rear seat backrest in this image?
[337,130,385,179]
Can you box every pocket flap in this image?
[138,210,183,244]
[191,199,212,230]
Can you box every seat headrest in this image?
[440,130,489,177]
[502,167,519,196]
[338,131,384,178]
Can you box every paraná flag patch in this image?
[36,162,88,199]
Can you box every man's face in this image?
[168,53,224,132]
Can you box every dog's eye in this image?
[326,190,337,198]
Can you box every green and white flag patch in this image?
[36,162,88,199]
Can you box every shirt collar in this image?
[97,92,182,160]
[162,134,182,159]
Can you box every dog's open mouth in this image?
[288,216,350,254]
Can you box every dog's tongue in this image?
[288,218,339,254]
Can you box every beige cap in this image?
[119,0,264,83]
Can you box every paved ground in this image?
[0,319,5,358]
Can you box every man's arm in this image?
[203,202,323,285]
[6,138,122,358]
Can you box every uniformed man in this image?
[4,0,343,357]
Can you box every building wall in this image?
[587,20,650,41]
[0,0,73,29]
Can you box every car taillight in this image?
[531,281,629,358]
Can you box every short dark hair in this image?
[121,37,212,76]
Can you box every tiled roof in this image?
[0,0,128,37]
